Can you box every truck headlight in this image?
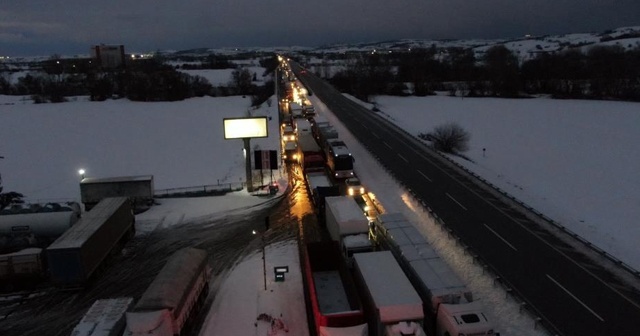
[360,187,365,194]
[348,188,354,196]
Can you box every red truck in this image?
[304,241,367,335]
[297,128,325,173]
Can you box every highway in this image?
[290,62,640,336]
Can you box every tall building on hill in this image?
[91,44,125,69]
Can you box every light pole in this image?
[253,230,267,290]
[78,169,85,181]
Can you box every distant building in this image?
[91,44,125,69]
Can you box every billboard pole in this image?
[244,138,253,192]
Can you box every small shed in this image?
[80,175,154,212]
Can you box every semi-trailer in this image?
[304,241,367,336]
[324,196,373,262]
[126,247,211,336]
[297,129,325,173]
[372,212,495,336]
[71,297,133,336]
[306,171,341,215]
[352,251,426,336]
[46,197,135,288]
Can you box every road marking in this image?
[372,132,379,139]
[398,154,408,163]
[483,223,518,251]
[546,274,605,322]
[383,141,392,149]
[417,170,432,182]
[446,193,467,211]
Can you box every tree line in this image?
[320,44,640,102]
[0,54,278,105]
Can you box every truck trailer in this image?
[353,251,426,336]
[306,171,341,215]
[324,196,373,261]
[297,130,325,173]
[304,241,367,336]
[372,213,495,336]
[46,197,135,287]
[126,247,211,336]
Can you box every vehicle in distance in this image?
[281,124,296,142]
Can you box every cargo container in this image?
[80,175,154,212]
[46,197,135,287]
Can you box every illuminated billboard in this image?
[223,117,269,139]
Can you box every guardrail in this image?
[155,182,245,198]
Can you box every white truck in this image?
[324,196,374,262]
[125,247,211,336]
[353,251,427,336]
[372,213,495,336]
[71,297,133,336]
[289,102,304,118]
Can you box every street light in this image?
[78,169,85,180]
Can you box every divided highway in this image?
[291,63,640,336]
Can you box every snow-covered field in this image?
[366,95,640,271]
[1,91,638,272]
[2,91,639,335]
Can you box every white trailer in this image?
[353,251,426,336]
[71,297,133,336]
[372,213,495,336]
[126,247,211,336]
[325,196,373,260]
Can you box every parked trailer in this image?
[0,248,45,289]
[304,241,367,335]
[71,297,134,336]
[80,175,154,212]
[126,247,211,336]
[372,213,495,336]
[46,197,135,287]
[353,251,426,336]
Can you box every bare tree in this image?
[420,122,470,153]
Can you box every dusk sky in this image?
[2,0,640,57]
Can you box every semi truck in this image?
[353,251,426,336]
[324,196,373,262]
[306,171,341,215]
[71,297,133,336]
[46,197,135,288]
[304,241,367,336]
[372,213,495,336]
[126,247,211,336]
[297,130,325,173]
